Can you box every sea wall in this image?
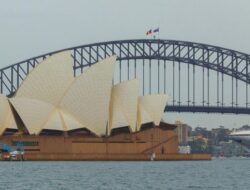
[23,153,211,161]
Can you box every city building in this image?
[174,120,191,145]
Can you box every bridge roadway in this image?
[166,105,250,114]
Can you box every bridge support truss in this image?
[1,39,250,114]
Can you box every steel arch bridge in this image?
[1,39,250,114]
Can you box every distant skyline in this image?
[1,0,250,129]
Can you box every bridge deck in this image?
[166,105,250,114]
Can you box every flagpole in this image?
[150,28,152,39]
[158,25,160,39]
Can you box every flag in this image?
[153,28,159,33]
[146,29,152,36]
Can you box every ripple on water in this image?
[0,159,250,190]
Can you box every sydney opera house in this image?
[0,51,205,161]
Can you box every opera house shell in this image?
[0,52,180,161]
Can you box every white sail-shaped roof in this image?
[1,52,169,136]
[9,98,55,135]
[108,95,129,134]
[0,94,17,135]
[109,79,139,133]
[137,95,168,129]
[60,110,85,131]
[15,51,74,106]
[137,102,153,130]
[42,110,65,131]
[37,109,85,132]
[60,56,116,136]
[8,117,18,130]
[10,96,85,134]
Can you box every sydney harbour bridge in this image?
[1,39,250,114]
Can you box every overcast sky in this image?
[1,0,250,129]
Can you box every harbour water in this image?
[0,158,250,190]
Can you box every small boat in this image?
[150,152,156,161]
[0,142,24,161]
[219,152,224,160]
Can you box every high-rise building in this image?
[175,120,191,145]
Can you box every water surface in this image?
[0,158,250,190]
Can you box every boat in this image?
[0,142,24,161]
[229,130,250,149]
[219,152,225,160]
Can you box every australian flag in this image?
[146,29,152,36]
[153,28,159,33]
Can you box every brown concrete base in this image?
[23,153,211,161]
[0,124,211,161]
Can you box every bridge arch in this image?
[1,39,250,114]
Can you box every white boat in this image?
[229,130,250,149]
